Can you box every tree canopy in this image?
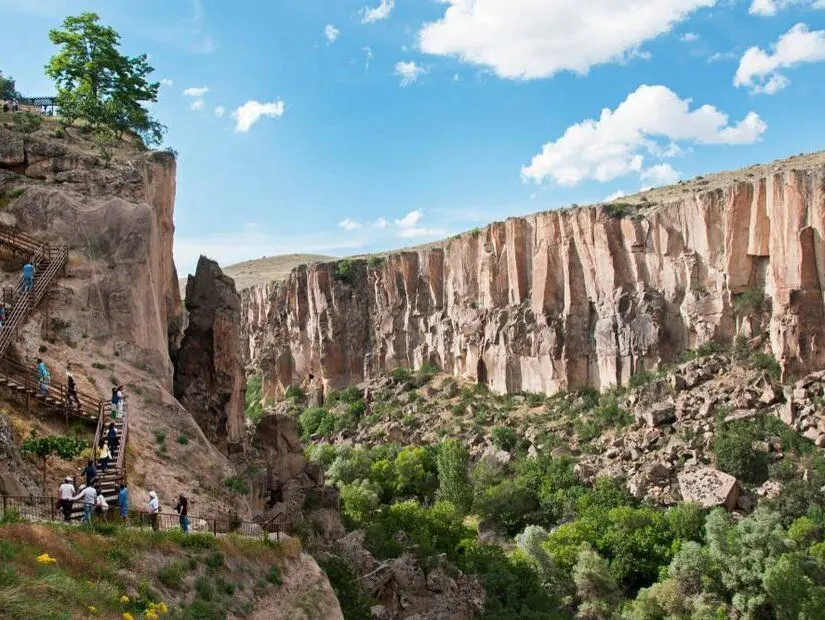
[0,69,18,100]
[45,12,165,146]
[22,435,86,490]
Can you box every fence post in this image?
[50,497,55,521]
[212,518,217,536]
[2,494,6,518]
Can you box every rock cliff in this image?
[242,151,825,396]
[175,255,246,453]
[0,122,243,515]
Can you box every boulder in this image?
[639,402,677,427]
[677,468,740,510]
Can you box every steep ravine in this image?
[241,151,825,397]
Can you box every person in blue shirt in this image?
[22,262,34,291]
[118,483,129,524]
[36,358,50,395]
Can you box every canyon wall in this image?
[242,153,825,396]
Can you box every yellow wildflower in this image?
[157,602,168,614]
[122,614,134,620]
[120,595,130,604]
[145,612,159,620]
[36,553,57,565]
[87,605,98,615]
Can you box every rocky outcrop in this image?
[0,413,39,496]
[174,256,246,453]
[253,413,341,533]
[242,152,825,396]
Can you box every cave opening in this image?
[477,359,488,386]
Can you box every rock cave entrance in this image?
[477,359,488,386]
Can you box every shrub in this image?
[299,407,330,440]
[152,429,166,444]
[284,385,305,401]
[12,111,43,134]
[491,426,519,452]
[245,374,264,424]
[177,433,189,445]
[604,202,637,218]
[340,480,381,526]
[333,259,356,284]
[628,370,659,390]
[733,287,765,314]
[266,565,283,585]
[394,446,438,500]
[750,351,781,381]
[223,476,250,495]
[320,556,373,620]
[367,256,384,268]
[157,560,189,589]
[713,421,769,484]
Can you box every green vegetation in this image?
[46,12,165,146]
[12,112,42,134]
[603,202,637,219]
[733,286,765,314]
[333,259,357,284]
[285,384,305,401]
[21,435,85,490]
[0,68,18,100]
[223,476,250,496]
[320,556,373,619]
[367,255,385,268]
[0,521,294,619]
[244,374,264,424]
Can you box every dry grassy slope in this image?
[178,254,335,298]
[0,522,342,620]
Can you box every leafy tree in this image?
[22,435,86,490]
[339,480,380,526]
[0,69,18,100]
[45,12,165,145]
[713,421,769,484]
[394,446,438,501]
[573,545,620,620]
[436,439,472,514]
[491,426,519,452]
[244,374,264,424]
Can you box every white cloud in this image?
[749,0,825,16]
[418,0,717,80]
[373,217,388,228]
[189,99,205,111]
[734,23,825,94]
[681,32,699,42]
[214,105,225,117]
[395,210,424,229]
[605,190,628,202]
[325,24,340,43]
[339,218,362,231]
[394,61,427,86]
[183,86,209,97]
[521,84,766,186]
[361,0,395,24]
[640,163,681,185]
[160,78,174,87]
[232,100,286,132]
[364,47,374,72]
[397,227,447,239]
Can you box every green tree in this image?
[573,545,620,619]
[22,435,86,490]
[436,439,472,514]
[45,12,165,145]
[394,446,438,501]
[0,69,18,100]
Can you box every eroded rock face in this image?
[254,414,340,528]
[174,256,246,453]
[242,154,825,396]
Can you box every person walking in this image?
[107,422,119,458]
[116,385,125,417]
[110,387,119,419]
[72,485,97,523]
[36,358,50,396]
[118,483,129,524]
[148,491,160,531]
[67,372,81,412]
[98,440,111,472]
[174,495,189,533]
[58,476,75,522]
[82,459,97,487]
[22,262,34,292]
[0,303,5,328]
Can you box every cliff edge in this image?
[242,150,825,396]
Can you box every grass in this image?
[0,521,290,619]
[177,433,190,446]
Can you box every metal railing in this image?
[0,495,293,540]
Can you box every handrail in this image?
[116,418,128,472]
[0,355,102,416]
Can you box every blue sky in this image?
[1,0,825,276]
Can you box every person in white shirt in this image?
[148,490,160,531]
[95,486,109,518]
[72,486,97,523]
[58,476,75,522]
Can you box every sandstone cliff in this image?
[175,255,246,454]
[0,121,244,515]
[242,151,825,396]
